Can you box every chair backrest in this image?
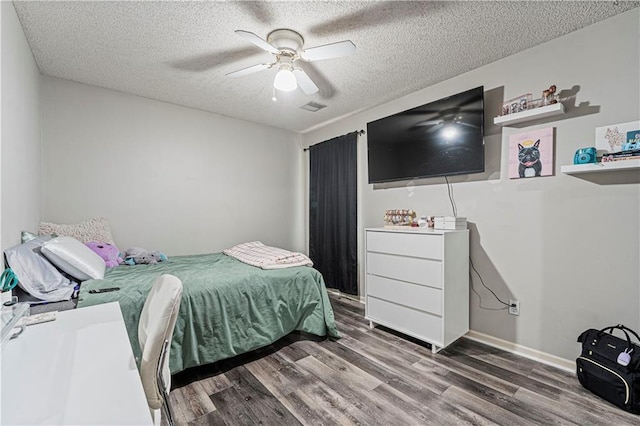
[138,274,183,410]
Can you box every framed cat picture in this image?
[508,127,554,179]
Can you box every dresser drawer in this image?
[367,297,442,344]
[366,231,442,260]
[367,275,442,315]
[366,252,442,288]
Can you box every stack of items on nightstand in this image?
[434,216,467,230]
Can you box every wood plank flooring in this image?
[168,295,639,425]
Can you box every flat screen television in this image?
[367,86,485,183]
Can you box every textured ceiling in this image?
[13,1,638,133]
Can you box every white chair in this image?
[138,274,183,426]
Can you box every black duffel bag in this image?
[577,324,640,414]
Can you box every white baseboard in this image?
[331,296,572,372]
[465,330,575,373]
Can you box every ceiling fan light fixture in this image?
[442,125,458,140]
[274,67,297,92]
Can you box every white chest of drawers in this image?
[364,227,469,353]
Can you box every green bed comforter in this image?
[77,253,339,374]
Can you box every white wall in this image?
[41,77,304,256]
[302,9,640,362]
[1,1,42,251]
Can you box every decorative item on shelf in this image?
[541,84,558,106]
[383,209,416,227]
[601,149,640,163]
[498,85,562,118]
[595,120,640,153]
[573,147,597,164]
[624,130,640,151]
[501,93,533,116]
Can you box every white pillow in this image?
[4,236,75,302]
[41,236,106,281]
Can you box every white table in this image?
[0,302,152,425]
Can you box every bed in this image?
[77,252,339,374]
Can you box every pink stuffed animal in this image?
[85,241,124,268]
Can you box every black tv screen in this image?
[367,86,484,183]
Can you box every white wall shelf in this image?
[494,103,565,126]
[561,159,640,174]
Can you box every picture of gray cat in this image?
[518,139,542,178]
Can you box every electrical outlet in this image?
[509,299,520,316]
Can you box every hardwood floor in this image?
[168,295,638,425]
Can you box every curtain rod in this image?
[303,129,365,152]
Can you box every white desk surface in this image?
[0,302,152,425]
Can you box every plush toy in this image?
[542,84,558,105]
[123,247,168,265]
[85,241,124,268]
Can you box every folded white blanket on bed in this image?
[223,241,313,269]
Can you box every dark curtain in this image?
[309,132,358,295]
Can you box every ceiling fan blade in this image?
[293,68,319,95]
[296,62,335,98]
[425,125,443,134]
[413,120,441,127]
[226,63,272,78]
[235,30,280,54]
[459,122,480,129]
[301,40,356,61]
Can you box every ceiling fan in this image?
[226,29,356,97]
